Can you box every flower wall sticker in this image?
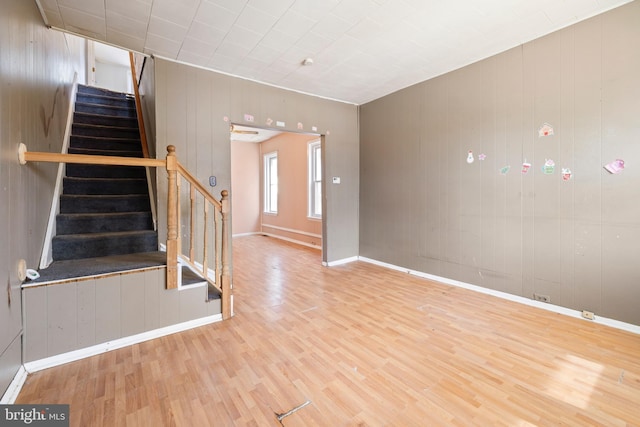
[478,153,487,161]
[539,123,554,137]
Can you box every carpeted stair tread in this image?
[60,194,151,213]
[26,251,212,289]
[75,102,137,118]
[63,176,148,195]
[66,163,146,178]
[73,111,139,128]
[52,230,158,261]
[56,211,153,235]
[77,84,130,98]
[76,92,135,108]
[68,147,143,157]
[70,135,143,151]
[72,123,140,139]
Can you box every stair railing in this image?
[18,144,232,319]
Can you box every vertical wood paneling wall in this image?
[0,0,85,394]
[22,268,220,363]
[359,2,640,326]
[153,60,359,264]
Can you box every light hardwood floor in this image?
[17,235,640,426]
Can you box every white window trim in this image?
[308,139,322,219]
[264,151,278,214]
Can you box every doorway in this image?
[229,124,324,255]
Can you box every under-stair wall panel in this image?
[359,1,640,326]
[23,268,220,363]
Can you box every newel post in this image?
[166,145,179,289]
[221,190,232,319]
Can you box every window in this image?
[308,140,322,218]
[263,151,278,214]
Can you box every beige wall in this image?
[0,0,86,393]
[230,140,261,235]
[360,1,640,325]
[260,133,322,247]
[154,59,359,264]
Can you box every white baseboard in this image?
[358,256,640,335]
[24,314,222,374]
[0,366,28,404]
[323,256,359,267]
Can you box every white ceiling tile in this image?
[258,29,297,52]
[294,31,333,53]
[177,50,211,67]
[147,16,189,42]
[105,0,152,19]
[150,0,199,28]
[311,13,354,41]
[194,1,239,32]
[248,0,295,17]
[179,36,218,57]
[144,32,182,58]
[224,26,263,50]
[247,45,282,63]
[291,0,340,20]
[273,9,316,38]
[186,21,226,44]
[331,0,377,25]
[235,5,279,35]
[58,0,105,18]
[59,5,106,38]
[38,0,60,11]
[106,30,145,52]
[215,39,252,58]
[106,11,148,40]
[207,0,249,15]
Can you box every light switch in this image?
[209,176,217,187]
[332,177,341,184]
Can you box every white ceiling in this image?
[36,0,632,105]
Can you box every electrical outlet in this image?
[533,293,551,303]
[582,310,595,320]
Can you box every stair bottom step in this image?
[25,251,210,290]
[52,230,158,261]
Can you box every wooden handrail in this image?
[176,162,222,209]
[129,52,150,158]
[18,148,165,168]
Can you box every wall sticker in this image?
[500,165,511,175]
[266,118,273,126]
[478,153,487,161]
[604,159,625,174]
[521,161,531,174]
[542,159,555,174]
[466,150,474,164]
[562,168,573,181]
[539,123,554,137]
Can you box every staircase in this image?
[52,85,157,261]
